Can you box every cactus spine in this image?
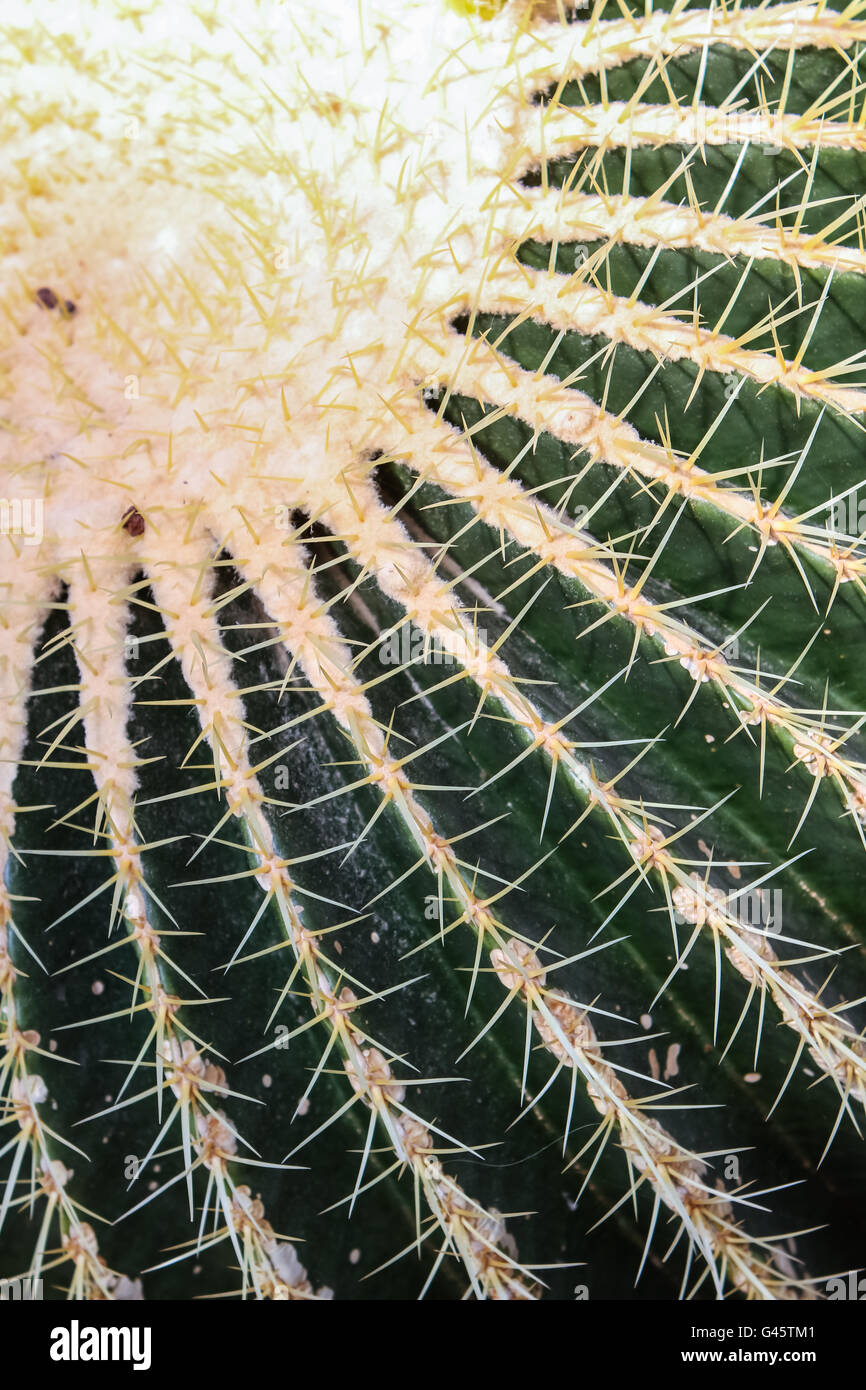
[2,0,866,1299]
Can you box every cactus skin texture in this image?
[3,0,866,1303]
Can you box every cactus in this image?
[2,0,866,1302]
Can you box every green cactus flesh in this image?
[2,0,866,1301]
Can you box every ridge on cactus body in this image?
[2,0,866,1302]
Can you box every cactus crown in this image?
[2,0,866,1300]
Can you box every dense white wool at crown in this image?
[0,0,546,559]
